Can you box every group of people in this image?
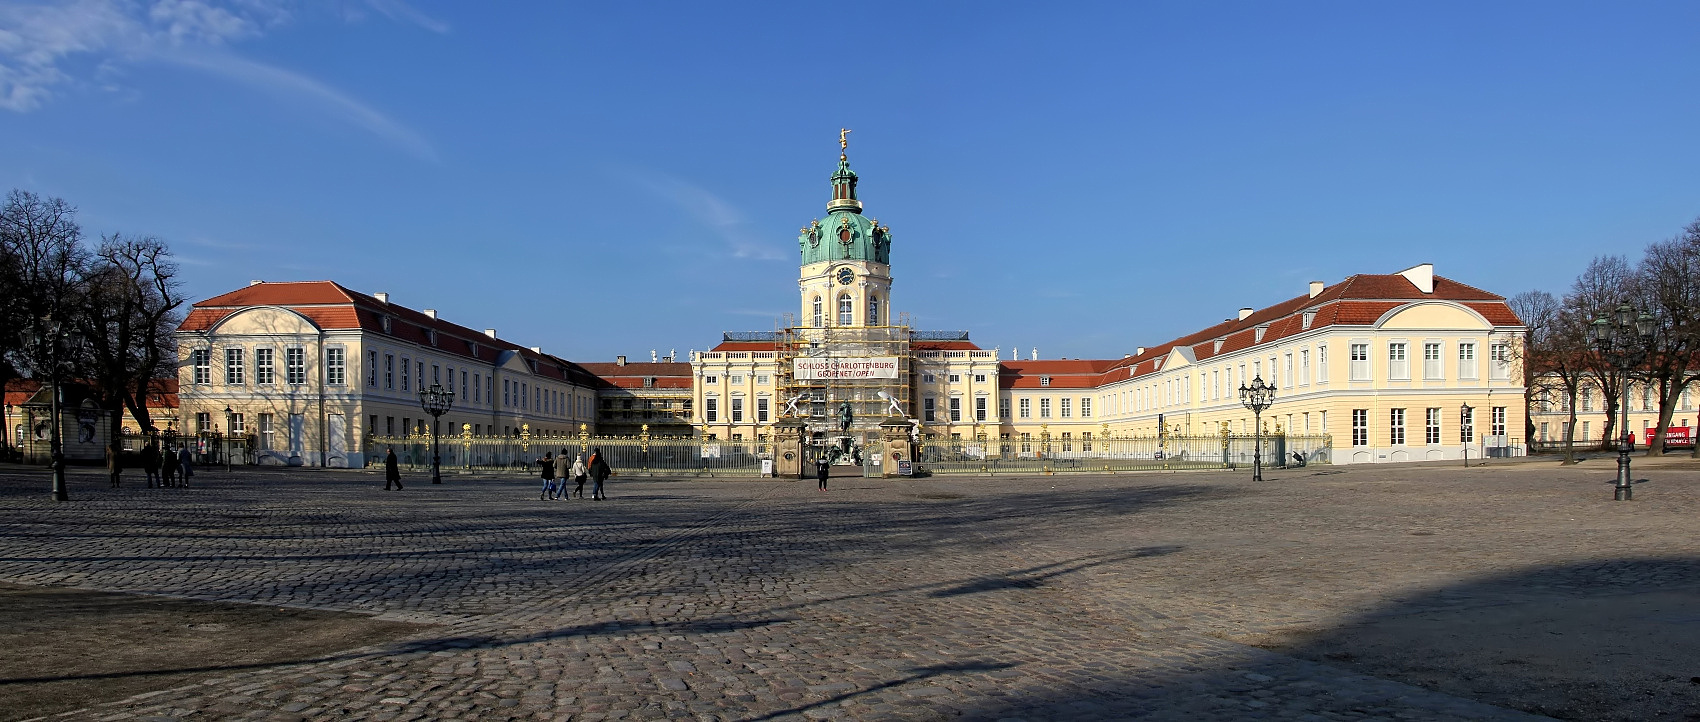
[128,440,194,488]
[377,446,611,497]
[538,447,610,500]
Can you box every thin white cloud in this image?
[363,0,448,34]
[0,0,434,159]
[618,168,786,261]
[161,49,437,161]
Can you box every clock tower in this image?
[797,136,893,328]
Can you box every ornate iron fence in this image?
[915,433,1333,475]
[364,433,768,477]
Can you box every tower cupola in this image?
[797,129,891,267]
[827,152,861,213]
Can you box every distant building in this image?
[577,357,694,437]
[4,378,178,463]
[689,143,1529,464]
[174,143,1531,468]
[175,282,601,467]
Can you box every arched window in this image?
[868,295,880,326]
[812,296,822,328]
[838,294,854,326]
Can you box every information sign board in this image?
[793,357,900,380]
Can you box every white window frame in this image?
[225,347,245,385]
[326,346,346,386]
[1388,341,1410,381]
[285,346,307,386]
[256,347,275,385]
[1423,341,1443,380]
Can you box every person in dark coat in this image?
[142,440,162,488]
[176,445,194,487]
[384,447,402,490]
[815,455,830,492]
[162,445,180,486]
[588,447,611,500]
[539,451,556,500]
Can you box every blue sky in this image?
[3,2,1697,362]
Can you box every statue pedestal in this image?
[879,416,914,478]
[773,419,807,480]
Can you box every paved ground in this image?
[1,457,1698,721]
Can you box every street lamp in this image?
[1590,303,1656,501]
[1460,402,1473,468]
[418,382,455,484]
[1238,374,1275,481]
[223,405,234,474]
[25,317,78,502]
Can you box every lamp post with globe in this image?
[1590,303,1656,501]
[1238,374,1276,481]
[417,383,455,484]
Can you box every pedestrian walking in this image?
[176,445,195,487]
[588,447,610,500]
[384,447,402,490]
[142,440,162,488]
[162,444,180,486]
[539,451,556,500]
[107,442,124,489]
[816,455,830,492]
[553,450,572,500]
[570,454,588,499]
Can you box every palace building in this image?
[178,138,1530,468]
[689,140,1531,466]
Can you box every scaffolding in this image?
[775,312,914,453]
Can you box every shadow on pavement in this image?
[939,557,1700,721]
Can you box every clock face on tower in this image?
[836,267,854,285]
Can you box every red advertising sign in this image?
[1646,426,1693,447]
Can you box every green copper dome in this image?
[798,153,891,266]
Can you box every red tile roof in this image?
[180,281,603,386]
[1089,270,1523,385]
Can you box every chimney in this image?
[424,309,438,320]
[249,279,263,286]
[374,292,389,304]
[1136,347,1145,355]
[616,355,627,366]
[529,346,541,353]
[1309,281,1325,298]
[1399,263,1435,294]
[484,328,497,338]
[1238,307,1254,321]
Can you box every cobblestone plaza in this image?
[2,460,1698,721]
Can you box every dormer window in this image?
[380,316,392,334]
[1302,311,1315,330]
[1213,338,1224,354]
[425,329,437,346]
[469,341,480,357]
[1040,376,1051,387]
[1255,325,1268,343]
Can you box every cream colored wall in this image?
[1528,378,1700,444]
[692,352,779,442]
[178,306,599,468]
[1076,301,1525,464]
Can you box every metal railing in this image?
[916,433,1333,475]
[365,434,769,477]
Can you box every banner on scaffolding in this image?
[792,356,901,380]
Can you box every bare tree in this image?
[1566,255,1638,447]
[0,189,89,392]
[1507,290,1560,443]
[77,234,186,484]
[1632,227,1700,456]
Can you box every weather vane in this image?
[839,128,852,151]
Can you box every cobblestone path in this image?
[3,459,1697,721]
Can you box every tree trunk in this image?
[1561,388,1579,465]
